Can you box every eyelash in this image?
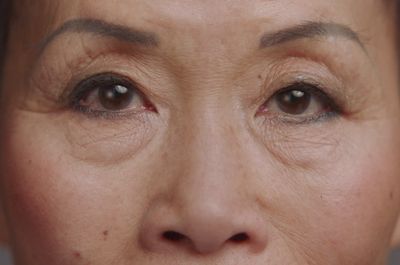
[67,72,342,126]
[67,73,153,120]
[259,82,342,124]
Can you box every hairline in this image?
[0,0,11,87]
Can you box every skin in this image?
[0,0,399,264]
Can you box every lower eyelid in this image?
[260,111,339,126]
[70,105,149,120]
[257,89,341,124]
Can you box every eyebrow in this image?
[37,18,159,56]
[37,19,364,59]
[259,21,365,50]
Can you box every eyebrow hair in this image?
[259,21,365,50]
[37,18,159,56]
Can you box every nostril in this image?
[229,233,249,243]
[162,231,187,242]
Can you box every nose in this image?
[139,117,268,255]
[139,199,268,255]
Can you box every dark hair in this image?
[0,0,11,78]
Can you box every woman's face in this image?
[0,0,399,264]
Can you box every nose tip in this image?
[139,204,268,255]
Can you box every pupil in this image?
[276,89,311,115]
[99,84,134,110]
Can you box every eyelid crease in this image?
[253,57,347,113]
[67,72,135,102]
[28,39,173,118]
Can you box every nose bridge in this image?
[175,133,241,232]
[172,109,262,247]
[176,107,243,201]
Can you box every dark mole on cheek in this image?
[74,251,82,259]
[390,191,394,200]
[103,230,109,240]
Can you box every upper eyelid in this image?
[254,56,348,107]
[29,46,173,112]
[28,35,150,90]
[269,82,340,111]
[69,73,132,94]
[254,75,342,111]
[62,71,142,105]
[68,73,152,118]
[68,72,143,100]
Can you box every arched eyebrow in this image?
[259,21,365,51]
[36,18,159,57]
[36,19,365,58]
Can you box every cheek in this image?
[304,123,400,263]
[0,138,81,263]
[248,118,400,264]
[0,112,160,264]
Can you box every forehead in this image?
[12,0,392,66]
[17,0,387,32]
[8,0,395,95]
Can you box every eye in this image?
[275,89,311,115]
[260,82,340,123]
[69,73,154,118]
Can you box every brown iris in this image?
[98,84,135,110]
[276,89,311,115]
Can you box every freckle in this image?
[103,230,109,240]
[28,160,32,165]
[74,251,82,259]
[258,74,262,79]
[390,192,394,200]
